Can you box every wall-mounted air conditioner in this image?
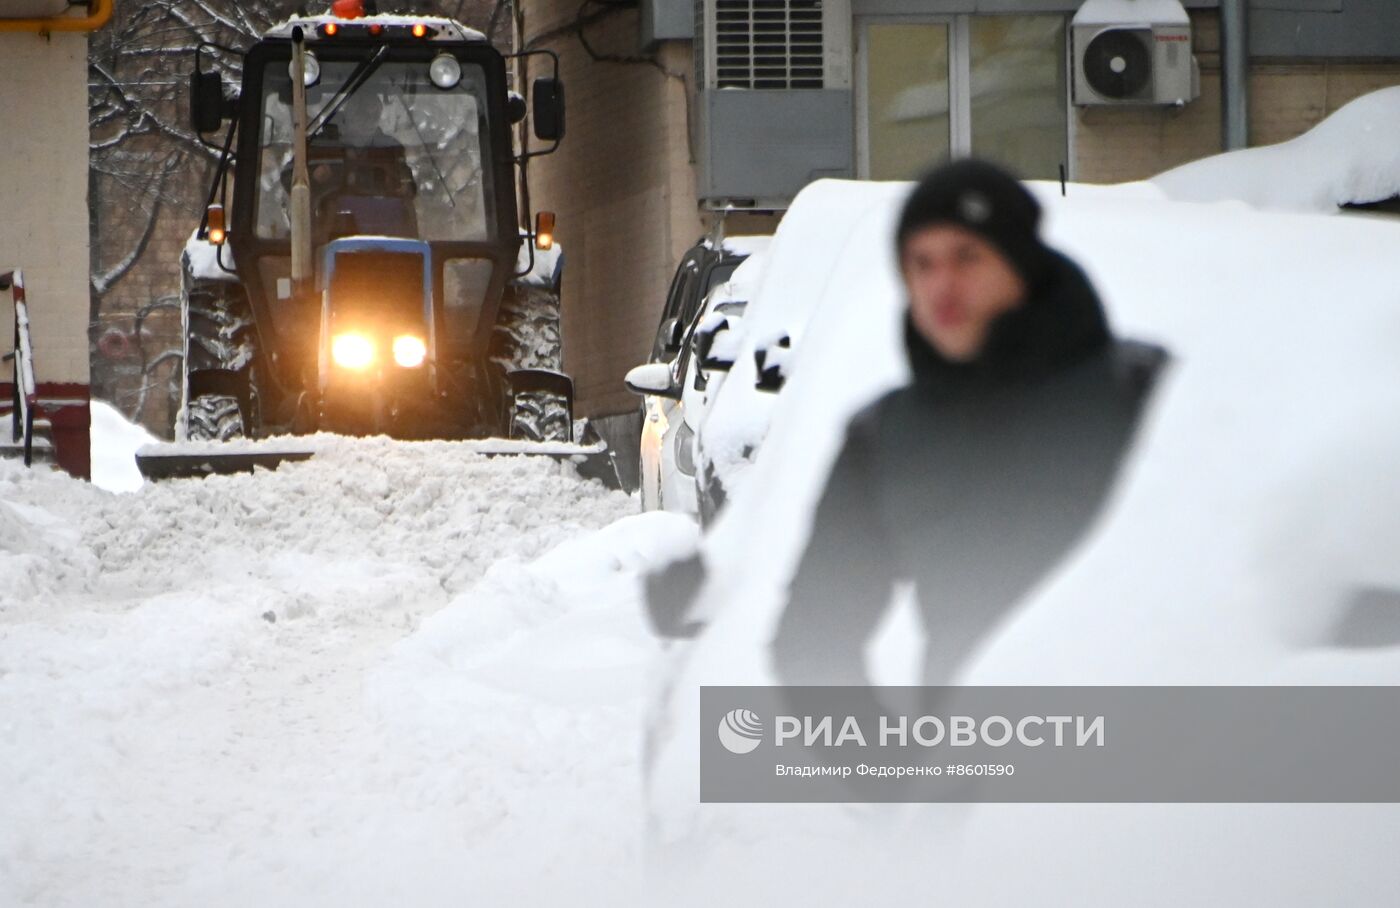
[1072,0,1200,106]
[696,0,854,210]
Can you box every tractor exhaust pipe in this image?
[289,26,314,289]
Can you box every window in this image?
[859,15,1068,182]
[255,58,495,243]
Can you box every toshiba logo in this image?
[1155,34,1190,42]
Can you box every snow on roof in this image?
[1072,0,1190,27]
[1153,86,1400,213]
[719,235,773,258]
[265,14,488,42]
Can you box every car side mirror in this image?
[694,312,743,372]
[625,362,680,399]
[753,332,791,393]
[532,77,565,142]
[190,70,229,134]
[659,317,684,353]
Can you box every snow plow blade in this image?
[135,436,624,488]
[136,448,315,481]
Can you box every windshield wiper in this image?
[307,45,389,140]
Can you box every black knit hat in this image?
[896,159,1051,287]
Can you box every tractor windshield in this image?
[255,56,495,244]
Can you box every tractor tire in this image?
[492,279,570,442]
[179,244,259,442]
[185,394,246,442]
[508,389,573,442]
[491,279,563,373]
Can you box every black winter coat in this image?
[771,251,1166,686]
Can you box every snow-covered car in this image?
[642,176,1400,901]
[1152,85,1400,214]
[628,235,770,516]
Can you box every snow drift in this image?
[647,177,1400,904]
[1153,86,1400,213]
[0,441,681,906]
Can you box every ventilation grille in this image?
[712,0,825,90]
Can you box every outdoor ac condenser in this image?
[1072,0,1200,106]
[696,0,854,210]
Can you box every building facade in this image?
[1,3,108,478]
[516,0,1400,444]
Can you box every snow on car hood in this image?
[1153,86,1400,213]
[647,178,1400,898]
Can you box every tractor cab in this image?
[181,4,572,445]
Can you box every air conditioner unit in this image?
[695,0,854,210]
[1072,0,1200,106]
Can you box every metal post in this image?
[289,26,313,289]
[1220,0,1250,150]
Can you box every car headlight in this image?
[331,332,374,370]
[392,334,427,368]
[429,54,461,90]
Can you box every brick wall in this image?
[521,0,710,417]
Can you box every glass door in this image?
[968,16,1068,180]
[859,21,952,181]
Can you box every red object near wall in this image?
[0,381,91,480]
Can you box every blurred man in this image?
[771,160,1166,686]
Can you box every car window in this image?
[685,259,741,326]
[653,259,701,361]
[664,261,701,323]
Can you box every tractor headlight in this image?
[331,332,375,370]
[392,334,427,368]
[429,54,461,90]
[289,50,321,87]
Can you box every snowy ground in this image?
[1,424,696,906]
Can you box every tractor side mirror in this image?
[191,70,226,134]
[532,77,565,142]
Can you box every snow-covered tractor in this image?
[141,2,615,481]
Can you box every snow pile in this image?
[718,234,772,259]
[89,399,157,494]
[0,439,679,905]
[1153,87,1400,212]
[647,178,1400,902]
